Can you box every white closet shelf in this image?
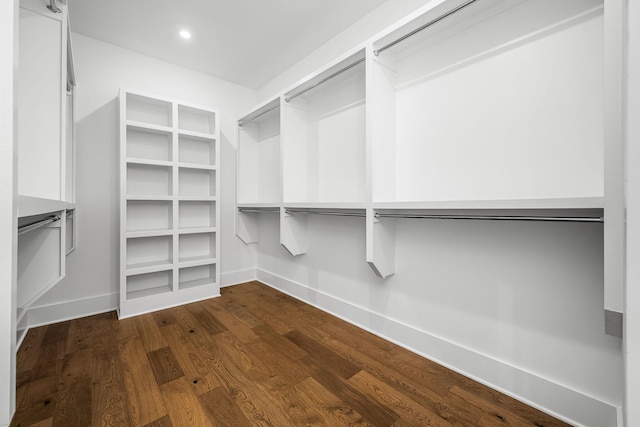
[126,285,172,300]
[126,158,173,167]
[372,197,604,211]
[237,203,280,209]
[179,227,217,235]
[126,261,173,276]
[18,195,67,218]
[178,129,216,140]
[126,120,173,134]
[284,202,368,210]
[178,163,217,171]
[178,196,217,202]
[178,257,217,268]
[126,229,173,238]
[127,195,174,201]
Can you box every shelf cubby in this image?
[179,264,216,290]
[127,163,172,196]
[178,104,216,135]
[282,49,366,204]
[126,125,173,162]
[371,0,604,203]
[179,168,216,197]
[126,93,172,127]
[126,235,173,272]
[179,133,216,166]
[237,98,281,204]
[127,199,173,234]
[179,232,216,263]
[179,200,216,229]
[126,270,173,300]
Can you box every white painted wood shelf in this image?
[235,0,622,334]
[119,89,220,319]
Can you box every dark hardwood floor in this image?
[11,281,571,427]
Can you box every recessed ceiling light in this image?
[179,29,191,40]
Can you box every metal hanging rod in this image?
[374,213,603,223]
[285,57,365,103]
[47,0,62,13]
[238,207,280,213]
[374,0,478,56]
[18,215,61,236]
[285,209,366,218]
[238,104,279,127]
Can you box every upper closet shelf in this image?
[126,121,173,134]
[178,129,216,140]
[372,197,603,211]
[18,195,67,218]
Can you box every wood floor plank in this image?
[65,315,93,355]
[16,326,46,375]
[142,415,173,427]
[10,376,58,427]
[136,314,168,353]
[153,310,178,328]
[158,324,223,394]
[243,336,308,386]
[252,323,307,361]
[160,378,214,427]
[285,329,361,379]
[290,377,372,426]
[92,350,132,427]
[198,386,253,427]
[53,349,93,427]
[119,337,167,427]
[41,321,71,347]
[201,301,258,342]
[185,302,228,336]
[301,354,399,427]
[448,385,569,427]
[30,342,64,382]
[349,370,457,427]
[30,419,53,427]
[147,347,185,386]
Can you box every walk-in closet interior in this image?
[2,0,639,425]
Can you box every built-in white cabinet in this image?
[119,89,220,319]
[16,0,77,347]
[236,0,623,334]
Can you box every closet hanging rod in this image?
[238,207,280,213]
[17,215,61,236]
[374,213,603,223]
[285,209,366,218]
[285,57,365,103]
[374,0,478,56]
[238,104,279,127]
[47,0,62,13]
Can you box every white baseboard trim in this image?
[26,292,118,329]
[256,268,620,427]
[221,268,256,288]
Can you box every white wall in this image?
[28,33,257,320]
[258,0,434,101]
[252,0,624,425]
[625,0,640,424]
[0,1,18,424]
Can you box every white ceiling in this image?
[67,0,387,89]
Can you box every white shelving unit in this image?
[236,0,621,334]
[119,89,220,318]
[282,49,366,204]
[16,0,77,347]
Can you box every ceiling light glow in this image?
[179,29,191,39]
